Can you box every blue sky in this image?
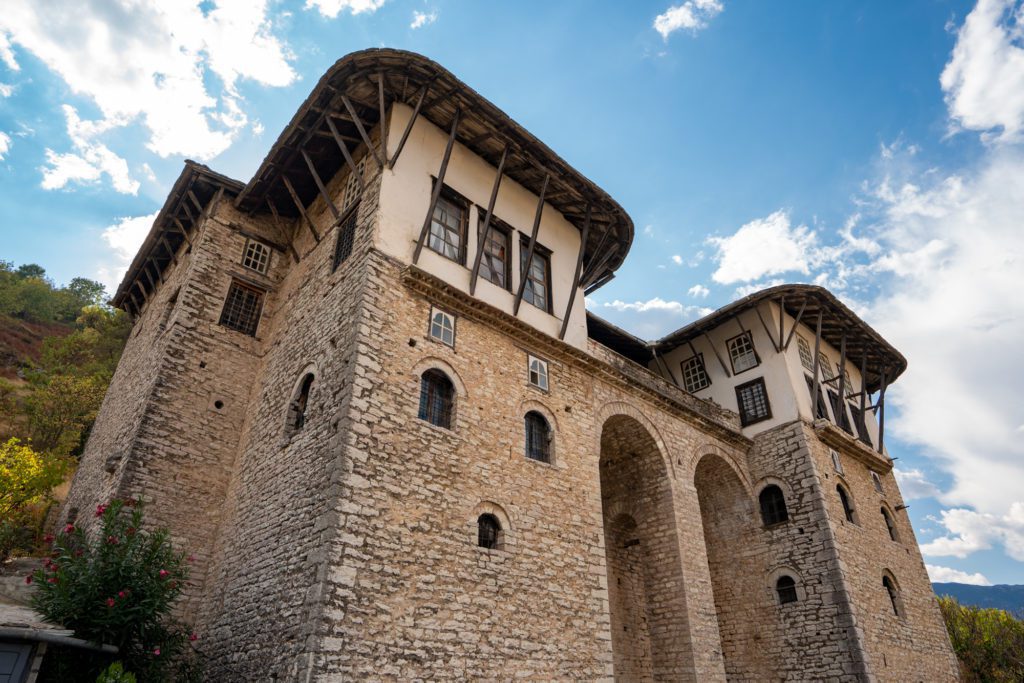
[2,0,1023,585]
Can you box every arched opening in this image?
[881,507,899,542]
[883,573,902,617]
[599,414,692,680]
[524,411,552,462]
[775,575,798,605]
[477,513,502,550]
[837,484,856,524]
[418,369,454,429]
[758,484,789,526]
[286,373,315,434]
[695,454,779,679]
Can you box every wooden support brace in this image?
[513,172,550,316]
[412,108,461,264]
[325,117,365,189]
[302,150,341,221]
[141,263,157,291]
[378,72,388,165]
[134,279,149,303]
[160,237,179,267]
[859,352,868,420]
[778,296,785,353]
[267,198,300,264]
[877,367,888,454]
[128,288,142,312]
[187,190,204,217]
[559,203,591,340]
[782,299,808,350]
[702,332,731,377]
[341,95,383,169]
[171,217,193,248]
[469,144,509,296]
[388,82,429,169]
[580,223,614,284]
[148,257,164,285]
[581,243,620,290]
[755,304,781,353]
[810,311,824,419]
[281,174,321,243]
[652,348,680,389]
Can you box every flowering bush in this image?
[30,498,199,681]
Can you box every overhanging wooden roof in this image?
[234,48,633,291]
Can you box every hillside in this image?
[934,583,1024,615]
[0,314,73,379]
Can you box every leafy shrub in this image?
[939,595,1024,682]
[95,662,136,683]
[0,438,69,561]
[29,499,198,682]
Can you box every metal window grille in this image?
[242,240,270,274]
[524,411,551,462]
[333,203,359,270]
[797,335,814,371]
[838,485,856,523]
[428,195,464,262]
[477,514,500,549]
[520,247,550,312]
[759,486,789,526]
[883,576,900,616]
[418,369,453,429]
[776,576,798,605]
[681,354,710,393]
[479,221,509,288]
[341,157,366,213]
[728,333,758,373]
[219,281,264,336]
[429,309,455,347]
[735,378,771,426]
[528,356,548,390]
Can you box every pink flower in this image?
[63,524,75,534]
[95,504,107,517]
[189,633,198,642]
[43,534,54,543]
[106,598,115,607]
[186,554,195,563]
[106,535,119,545]
[24,575,32,585]
[118,591,126,598]
[158,569,169,578]
[153,647,161,656]
[47,577,58,584]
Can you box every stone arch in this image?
[766,565,807,605]
[517,397,560,433]
[469,500,514,552]
[596,400,674,479]
[684,442,753,496]
[283,362,319,437]
[409,356,468,398]
[518,399,559,467]
[754,475,793,501]
[599,412,694,680]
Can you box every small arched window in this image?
[287,373,315,433]
[837,484,856,523]
[478,514,501,550]
[883,575,901,617]
[418,369,454,429]
[524,411,552,463]
[881,507,899,542]
[759,485,789,526]
[776,575,798,604]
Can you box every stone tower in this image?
[63,49,958,681]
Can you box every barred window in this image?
[528,355,548,391]
[479,219,510,289]
[429,309,455,347]
[759,485,789,526]
[477,514,501,550]
[840,366,855,398]
[333,204,358,270]
[520,239,551,312]
[428,193,466,263]
[418,369,454,429]
[681,354,710,393]
[727,332,759,373]
[828,390,853,434]
[524,411,552,463]
[819,355,835,381]
[797,335,814,372]
[242,240,271,274]
[735,377,771,427]
[341,157,366,213]
[219,280,264,336]
[776,576,798,605]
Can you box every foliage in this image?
[22,373,109,457]
[0,438,70,560]
[0,260,108,324]
[96,662,137,683]
[938,595,1024,682]
[30,499,198,682]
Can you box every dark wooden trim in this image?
[301,149,341,221]
[702,331,731,377]
[756,304,781,353]
[266,198,300,263]
[412,108,461,264]
[341,94,383,169]
[735,376,772,427]
[513,172,550,316]
[159,237,178,267]
[377,72,388,164]
[325,117,365,188]
[469,144,509,296]
[559,203,591,340]
[388,82,429,168]
[724,329,760,375]
[281,174,321,243]
[810,310,823,420]
[782,299,808,350]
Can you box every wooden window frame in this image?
[519,236,553,313]
[418,369,454,430]
[241,238,271,275]
[681,353,711,393]
[428,307,456,348]
[218,279,265,337]
[726,331,760,375]
[527,354,549,392]
[524,410,552,463]
[735,376,772,427]
[477,213,512,291]
[426,183,469,265]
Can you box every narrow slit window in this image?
[727,332,759,373]
[524,411,552,463]
[477,514,501,550]
[428,192,466,263]
[681,354,711,393]
[882,508,899,542]
[520,238,551,312]
[333,204,359,270]
[479,219,510,290]
[837,485,856,523]
[883,575,901,617]
[759,485,789,526]
[242,240,271,274]
[528,355,549,391]
[735,377,772,427]
[776,576,798,605]
[219,280,264,337]
[429,309,455,347]
[871,471,884,493]
[286,373,314,433]
[418,369,454,429]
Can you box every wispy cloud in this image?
[0,131,10,160]
[921,505,1024,562]
[926,564,992,586]
[0,82,12,98]
[894,468,941,501]
[653,0,723,40]
[96,213,158,293]
[687,284,710,298]
[304,0,387,18]
[410,10,437,29]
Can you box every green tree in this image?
[16,263,47,280]
[23,373,108,457]
[938,595,1024,682]
[0,438,69,560]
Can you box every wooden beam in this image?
[412,108,461,264]
[581,242,620,289]
[341,95,383,169]
[301,150,341,221]
[141,263,157,291]
[860,352,868,427]
[267,198,300,263]
[877,366,888,455]
[469,144,509,296]
[281,174,321,243]
[778,297,785,353]
[134,278,149,304]
[388,82,429,168]
[652,348,680,389]
[378,72,388,165]
[580,223,614,283]
[187,190,204,217]
[159,237,178,267]
[837,332,848,427]
[782,299,808,350]
[702,331,731,377]
[421,85,459,114]
[513,172,550,316]
[325,117,365,189]
[170,217,193,248]
[148,257,164,285]
[128,288,142,312]
[810,311,824,420]
[559,203,591,340]
[755,303,781,353]
[463,131,494,148]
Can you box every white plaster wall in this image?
[377,103,589,348]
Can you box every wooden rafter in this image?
[281,174,321,243]
[469,144,509,296]
[559,203,591,340]
[513,172,550,316]
[325,117,365,188]
[341,95,383,169]
[302,150,341,221]
[388,82,430,168]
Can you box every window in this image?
[776,576,798,605]
[333,204,358,270]
[727,332,759,373]
[528,355,548,391]
[524,411,552,463]
[830,449,844,475]
[429,309,455,347]
[477,514,501,550]
[219,280,264,336]
[883,575,901,617]
[242,240,271,274]
[681,354,711,393]
[520,238,551,312]
[286,373,314,433]
[871,471,884,494]
[735,377,772,427]
[837,484,856,523]
[341,157,366,213]
[418,369,454,429]
[805,375,829,420]
[882,507,899,542]
[759,485,789,526]
[797,335,815,372]
[828,390,853,434]
[839,366,855,398]
[427,192,466,263]
[479,218,510,290]
[819,356,835,381]
[850,405,872,447]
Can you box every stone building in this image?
[62,49,958,681]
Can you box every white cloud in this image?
[672,254,683,265]
[708,210,818,284]
[604,297,689,315]
[643,224,655,237]
[654,0,723,40]
[0,0,296,191]
[921,505,1024,562]
[0,33,16,70]
[593,297,711,339]
[96,213,158,293]
[926,564,992,585]
[688,284,710,298]
[894,468,941,501]
[41,105,138,194]
[411,10,437,29]
[0,82,12,98]
[940,0,1024,143]
[0,131,10,160]
[305,0,387,18]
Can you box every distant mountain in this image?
[934,583,1024,615]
